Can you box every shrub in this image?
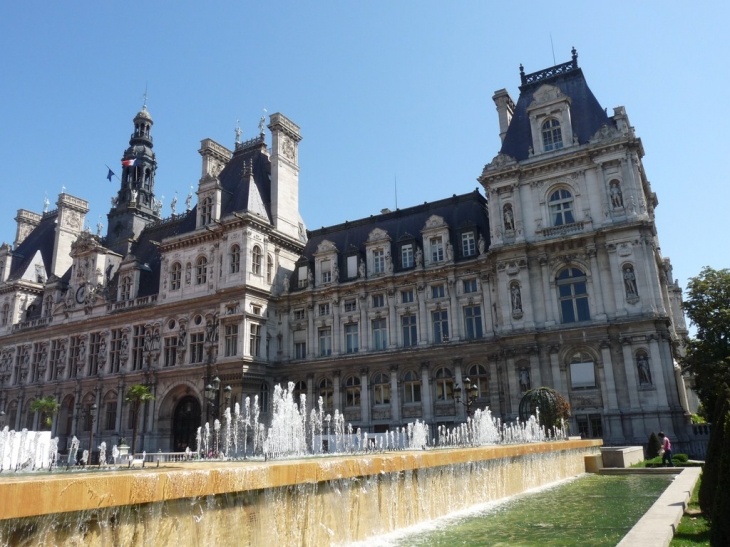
[710,404,730,545]
[647,431,662,459]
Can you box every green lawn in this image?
[670,475,710,546]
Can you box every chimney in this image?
[14,209,42,247]
[268,113,302,241]
[492,89,516,143]
[52,193,89,277]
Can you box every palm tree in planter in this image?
[125,384,154,456]
[30,396,60,431]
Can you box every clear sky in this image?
[1,2,727,296]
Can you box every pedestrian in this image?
[657,432,673,467]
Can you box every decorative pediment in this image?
[529,84,565,108]
[316,239,338,254]
[483,152,516,172]
[70,231,105,257]
[367,228,390,243]
[423,215,447,231]
[590,123,621,143]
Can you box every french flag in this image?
[122,158,136,167]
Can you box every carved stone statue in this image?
[637,354,652,385]
[171,194,178,215]
[333,262,339,282]
[185,190,193,212]
[358,259,366,279]
[415,247,423,268]
[519,368,530,392]
[445,241,453,262]
[511,284,522,312]
[385,253,393,274]
[282,274,290,294]
[503,205,515,231]
[307,268,314,287]
[623,267,638,297]
[478,235,486,256]
[610,181,624,208]
[178,323,187,347]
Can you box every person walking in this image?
[657,432,673,467]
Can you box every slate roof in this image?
[291,189,490,289]
[500,62,611,162]
[7,212,58,281]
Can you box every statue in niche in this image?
[610,181,624,208]
[77,341,86,367]
[510,284,522,312]
[282,274,289,294]
[358,259,366,279]
[98,337,107,366]
[333,262,339,282]
[503,205,515,231]
[637,354,652,385]
[623,266,638,297]
[478,235,486,256]
[415,247,423,268]
[120,335,129,367]
[445,241,453,262]
[519,368,530,392]
[185,263,192,285]
[307,268,314,287]
[143,328,153,352]
[178,323,187,347]
[385,253,393,273]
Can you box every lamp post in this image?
[454,377,479,418]
[0,410,5,429]
[87,403,97,465]
[203,377,232,457]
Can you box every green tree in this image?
[519,387,571,436]
[682,267,730,419]
[30,396,60,430]
[710,403,730,545]
[124,384,154,455]
[700,389,729,517]
[647,431,662,459]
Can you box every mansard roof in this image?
[291,189,490,287]
[218,138,272,221]
[500,59,611,162]
[7,213,58,282]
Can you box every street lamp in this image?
[454,377,479,417]
[0,410,5,429]
[87,403,97,465]
[204,377,232,420]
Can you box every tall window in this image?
[267,255,273,283]
[319,378,334,408]
[344,300,356,312]
[432,310,449,343]
[224,324,238,357]
[109,329,122,373]
[372,373,390,405]
[344,376,361,407]
[259,383,270,413]
[105,400,117,431]
[542,118,563,151]
[249,323,261,357]
[431,284,445,298]
[68,337,81,379]
[401,289,414,303]
[549,189,575,226]
[371,294,385,308]
[196,256,208,285]
[44,295,53,317]
[463,279,478,293]
[402,315,417,347]
[321,259,332,283]
[318,327,332,357]
[200,196,213,225]
[132,325,145,370]
[49,339,64,380]
[373,249,385,274]
[430,237,444,262]
[88,333,101,376]
[1,303,9,326]
[164,336,177,367]
[294,341,306,359]
[345,324,359,354]
[434,367,454,401]
[569,351,596,389]
[170,262,182,290]
[229,245,240,274]
[403,370,421,403]
[462,231,476,257]
[319,303,330,316]
[31,342,45,383]
[252,246,262,276]
[372,318,387,350]
[463,305,483,340]
[120,275,133,301]
[467,364,489,397]
[190,332,205,364]
[401,244,414,269]
[557,267,590,323]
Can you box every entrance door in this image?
[172,396,201,452]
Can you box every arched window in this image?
[372,373,390,405]
[259,383,270,412]
[120,275,133,301]
[549,189,575,226]
[102,391,117,431]
[542,118,563,151]
[267,255,273,284]
[403,370,421,403]
[170,262,182,290]
[200,197,213,225]
[229,245,240,274]
[434,367,454,401]
[319,378,333,408]
[344,375,361,407]
[467,364,489,398]
[569,351,596,389]
[252,246,262,276]
[292,380,307,407]
[196,256,208,285]
[557,267,590,323]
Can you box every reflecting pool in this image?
[360,474,673,547]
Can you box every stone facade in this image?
[0,52,694,454]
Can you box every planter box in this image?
[601,446,644,468]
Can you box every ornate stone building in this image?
[0,51,695,454]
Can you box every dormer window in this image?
[200,197,213,225]
[120,275,133,301]
[401,243,414,268]
[321,259,332,283]
[373,249,385,274]
[430,237,444,262]
[461,231,476,257]
[549,189,575,226]
[542,119,563,151]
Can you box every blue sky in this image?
[1,2,727,297]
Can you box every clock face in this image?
[75,286,86,304]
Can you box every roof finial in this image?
[142,83,148,111]
[235,119,242,145]
[43,192,49,213]
[571,47,578,67]
[519,63,526,85]
[259,108,267,135]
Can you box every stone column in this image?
[549,345,563,392]
[620,339,640,410]
[480,274,495,335]
[420,364,432,422]
[528,349,542,389]
[448,278,460,341]
[488,354,501,417]
[115,379,125,433]
[306,373,314,411]
[505,355,518,416]
[359,297,368,351]
[360,368,370,429]
[333,371,341,413]
[389,365,400,423]
[388,289,397,349]
[587,246,606,320]
[307,304,315,358]
[648,335,670,410]
[539,256,555,326]
[332,300,341,355]
[606,244,627,317]
[417,285,429,346]
[599,341,619,410]
[453,359,464,421]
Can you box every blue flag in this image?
[106,168,115,182]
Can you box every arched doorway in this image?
[172,396,201,452]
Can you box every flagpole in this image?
[105,165,120,182]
